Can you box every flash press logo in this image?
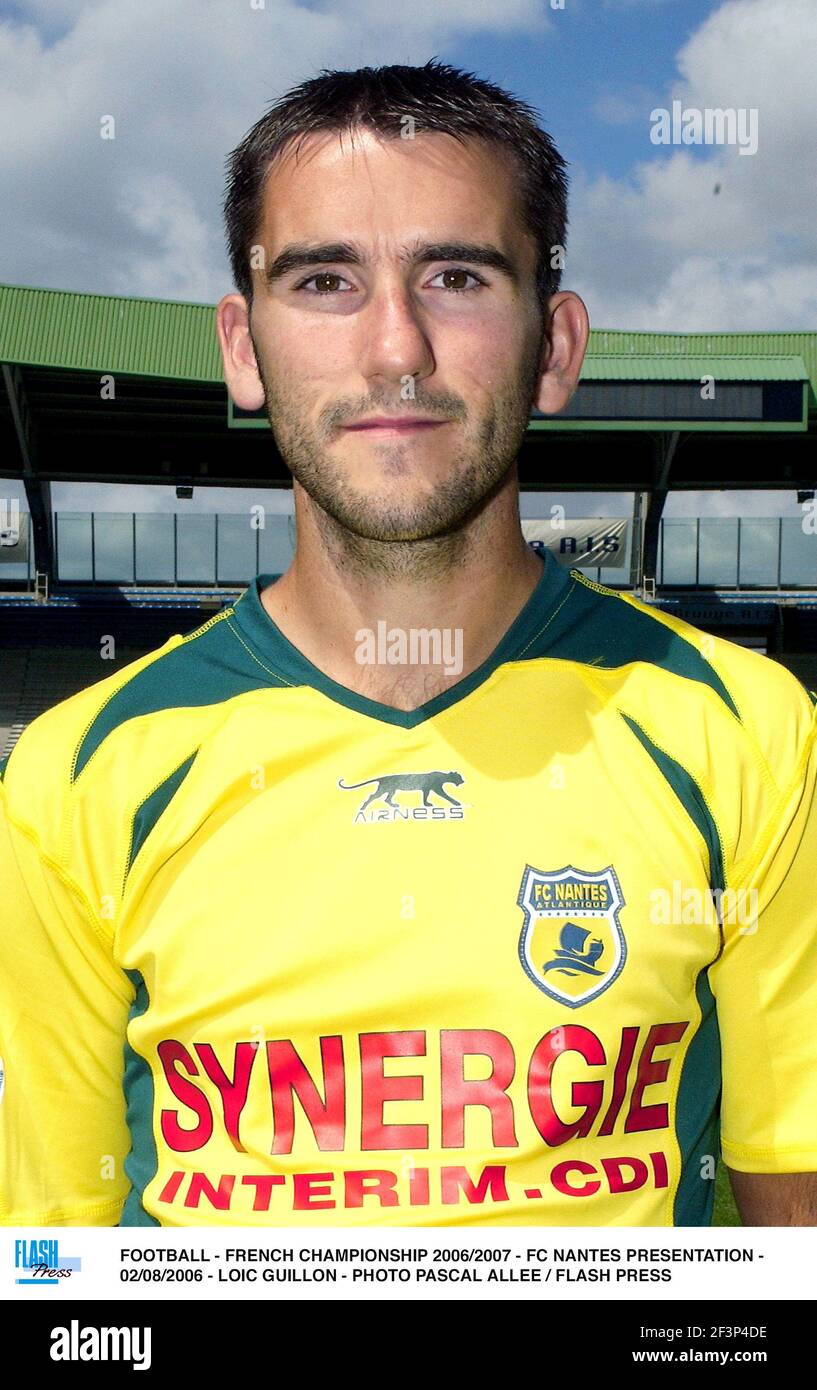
[50,1321,152,1372]
[14,1238,80,1286]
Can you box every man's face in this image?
[241,127,548,543]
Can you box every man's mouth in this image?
[342,417,451,434]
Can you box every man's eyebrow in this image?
[264,243,358,283]
[415,243,520,282]
[264,240,521,285]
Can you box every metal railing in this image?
[657,516,816,588]
[1,511,816,590]
[2,511,296,588]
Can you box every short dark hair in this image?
[223,59,569,314]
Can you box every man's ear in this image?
[216,293,266,411]
[533,291,590,416]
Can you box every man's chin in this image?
[291,453,501,543]
[299,479,461,540]
[326,515,458,544]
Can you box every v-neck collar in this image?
[230,547,572,728]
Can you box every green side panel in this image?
[524,578,741,720]
[672,966,722,1226]
[619,711,726,891]
[120,969,161,1227]
[72,612,291,781]
[125,751,198,880]
[0,753,8,782]
[619,711,725,1227]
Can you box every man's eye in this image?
[429,268,484,294]
[294,272,353,294]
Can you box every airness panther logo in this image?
[338,770,466,823]
[517,864,626,1007]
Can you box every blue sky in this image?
[1,0,814,522]
[453,0,719,183]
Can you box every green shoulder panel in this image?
[522,572,741,721]
[72,607,292,782]
[673,966,722,1226]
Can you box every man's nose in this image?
[354,281,436,385]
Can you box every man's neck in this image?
[259,485,545,712]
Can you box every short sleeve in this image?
[0,780,133,1225]
[710,691,817,1173]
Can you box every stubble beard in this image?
[253,337,544,581]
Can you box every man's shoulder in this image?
[553,572,813,787]
[0,605,237,810]
[622,588,812,703]
[605,584,816,784]
[0,633,180,832]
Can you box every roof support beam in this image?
[1,364,53,587]
[641,431,680,588]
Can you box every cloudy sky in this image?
[1,0,814,522]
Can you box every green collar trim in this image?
[230,548,572,728]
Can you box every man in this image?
[1,60,816,1228]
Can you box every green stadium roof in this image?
[1,283,816,404]
[0,284,220,382]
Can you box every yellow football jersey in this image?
[1,548,816,1227]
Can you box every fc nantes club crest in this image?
[517,864,626,1008]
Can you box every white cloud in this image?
[3,0,813,334]
[570,0,817,330]
[115,172,216,301]
[0,0,545,298]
